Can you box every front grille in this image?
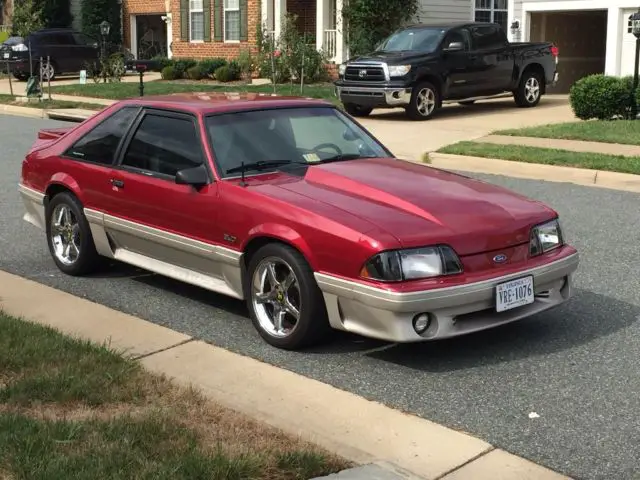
[344,65,386,82]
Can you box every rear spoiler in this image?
[38,126,73,141]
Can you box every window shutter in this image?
[203,0,212,41]
[239,0,248,41]
[214,0,223,41]
[180,0,189,41]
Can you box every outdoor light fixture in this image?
[510,20,520,36]
[99,20,111,37]
[631,8,640,118]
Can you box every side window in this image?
[55,33,75,45]
[65,107,138,164]
[470,25,505,50]
[121,114,204,177]
[72,32,95,45]
[443,29,470,51]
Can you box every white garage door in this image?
[621,9,638,77]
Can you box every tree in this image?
[11,0,44,37]
[81,0,121,46]
[41,0,73,28]
[342,0,419,56]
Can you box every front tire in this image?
[245,243,332,350]
[343,103,373,117]
[514,70,542,108]
[406,81,440,120]
[13,72,29,81]
[45,192,101,276]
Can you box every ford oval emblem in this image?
[493,254,508,263]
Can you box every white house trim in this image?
[507,0,516,41]
[521,0,638,78]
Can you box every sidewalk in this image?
[478,134,640,157]
[0,269,571,480]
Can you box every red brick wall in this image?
[170,0,260,59]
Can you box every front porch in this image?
[261,0,347,64]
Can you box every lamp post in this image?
[99,20,111,83]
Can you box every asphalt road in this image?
[2,116,640,480]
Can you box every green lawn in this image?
[50,80,338,103]
[0,311,350,479]
[494,120,640,146]
[0,93,104,111]
[437,141,640,175]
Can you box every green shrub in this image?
[0,31,9,43]
[198,58,227,76]
[569,74,634,120]
[228,60,241,78]
[185,65,205,80]
[173,58,198,76]
[151,56,174,72]
[214,65,239,82]
[161,65,180,80]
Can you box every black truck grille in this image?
[344,65,386,82]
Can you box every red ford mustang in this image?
[18,93,579,350]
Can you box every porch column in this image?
[335,0,345,63]
[274,0,286,40]
[605,6,622,76]
[316,0,325,52]
[165,14,173,59]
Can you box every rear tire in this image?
[245,243,332,350]
[40,61,56,82]
[514,70,542,108]
[343,103,373,117]
[406,81,440,120]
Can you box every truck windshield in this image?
[376,28,445,53]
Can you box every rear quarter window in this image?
[471,25,505,50]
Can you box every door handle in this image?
[111,179,124,188]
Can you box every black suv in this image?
[1,28,100,81]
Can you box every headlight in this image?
[530,219,563,256]
[360,245,463,282]
[338,64,346,76]
[388,65,411,77]
[12,44,28,52]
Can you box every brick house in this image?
[123,0,259,60]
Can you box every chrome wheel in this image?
[524,77,540,103]
[40,62,55,81]
[251,257,302,338]
[50,204,81,266]
[416,87,436,116]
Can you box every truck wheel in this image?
[407,82,440,120]
[344,103,373,117]
[514,71,542,108]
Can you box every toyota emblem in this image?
[358,69,367,78]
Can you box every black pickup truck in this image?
[334,22,559,120]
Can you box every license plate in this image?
[2,53,9,59]
[495,275,534,312]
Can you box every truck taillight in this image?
[551,46,559,57]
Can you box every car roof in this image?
[33,28,76,34]
[117,92,335,115]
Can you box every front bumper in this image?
[335,85,412,108]
[314,250,579,343]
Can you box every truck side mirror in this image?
[443,41,464,52]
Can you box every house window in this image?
[224,0,240,41]
[190,0,204,41]
[474,0,508,31]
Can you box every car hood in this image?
[257,158,556,256]
[347,51,437,64]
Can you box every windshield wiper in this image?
[318,154,378,164]
[226,160,307,175]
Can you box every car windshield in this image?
[376,27,445,53]
[205,106,390,177]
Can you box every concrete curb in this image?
[0,103,46,119]
[0,270,571,480]
[428,152,640,194]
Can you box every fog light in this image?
[393,91,400,98]
[412,313,432,334]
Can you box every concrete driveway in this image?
[359,95,575,160]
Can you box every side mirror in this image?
[443,41,464,52]
[343,128,358,141]
[175,165,209,188]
